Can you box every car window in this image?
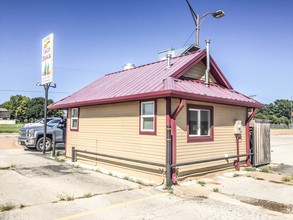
[47,118,61,127]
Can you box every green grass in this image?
[282,175,293,182]
[19,204,27,209]
[233,173,240,177]
[213,188,219,193]
[245,167,256,172]
[83,192,93,198]
[57,193,75,201]
[0,202,15,212]
[197,181,206,187]
[0,124,23,133]
[0,164,16,170]
[54,157,65,163]
[259,166,270,173]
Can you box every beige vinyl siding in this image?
[66,99,166,182]
[183,61,216,83]
[173,99,247,178]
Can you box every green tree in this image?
[256,99,291,124]
[254,113,267,120]
[1,95,30,122]
[26,97,63,121]
[1,95,64,123]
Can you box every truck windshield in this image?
[47,119,61,127]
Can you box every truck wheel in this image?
[25,146,36,150]
[36,137,52,152]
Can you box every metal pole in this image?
[166,125,172,187]
[72,147,75,162]
[290,96,293,129]
[236,135,240,171]
[52,130,56,157]
[42,83,49,154]
[195,15,200,48]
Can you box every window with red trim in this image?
[187,104,213,142]
[140,101,156,135]
[70,107,79,131]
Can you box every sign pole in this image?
[40,33,55,154]
[42,83,49,154]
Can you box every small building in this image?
[0,108,11,120]
[49,49,263,184]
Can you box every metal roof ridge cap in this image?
[104,54,191,77]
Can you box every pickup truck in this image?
[18,118,66,151]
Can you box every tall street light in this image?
[185,0,225,48]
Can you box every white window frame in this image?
[71,107,79,130]
[140,101,155,132]
[188,108,210,137]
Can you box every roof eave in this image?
[48,91,172,109]
[49,90,264,110]
[170,90,264,108]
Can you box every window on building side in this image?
[71,107,79,130]
[140,101,156,134]
[187,104,213,142]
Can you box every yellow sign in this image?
[42,33,54,84]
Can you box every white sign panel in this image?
[41,33,54,84]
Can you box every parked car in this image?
[18,118,66,151]
[22,117,55,128]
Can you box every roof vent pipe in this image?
[205,39,211,87]
[122,63,136,70]
[166,53,172,68]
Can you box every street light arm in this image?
[199,11,215,20]
[198,12,217,26]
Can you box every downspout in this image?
[170,99,186,184]
[245,108,258,166]
[166,98,172,187]
[205,39,211,87]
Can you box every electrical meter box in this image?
[233,120,242,134]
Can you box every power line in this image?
[0,89,71,94]
[0,59,99,74]
[183,29,195,47]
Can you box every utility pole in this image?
[290,96,293,129]
[185,0,225,48]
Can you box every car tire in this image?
[25,145,36,150]
[36,137,52,152]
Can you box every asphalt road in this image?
[271,135,293,166]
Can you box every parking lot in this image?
[0,132,293,219]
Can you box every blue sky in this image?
[0,0,292,105]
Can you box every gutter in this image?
[166,98,185,185]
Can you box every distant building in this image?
[0,108,11,120]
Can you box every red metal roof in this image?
[49,50,263,109]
